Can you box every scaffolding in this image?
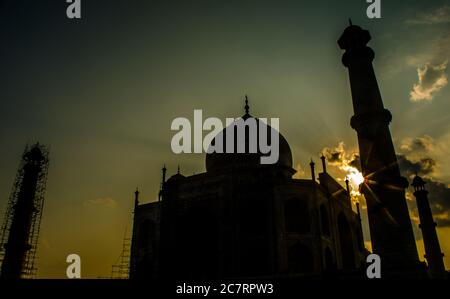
[0,143,49,279]
[111,228,131,279]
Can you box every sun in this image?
[343,166,365,196]
[347,170,364,187]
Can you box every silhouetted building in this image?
[0,144,49,279]
[130,102,366,279]
[338,22,423,275]
[130,22,445,279]
[412,175,446,278]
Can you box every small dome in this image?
[412,175,426,187]
[338,22,371,50]
[167,172,185,182]
[205,114,293,173]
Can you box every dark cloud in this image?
[322,143,345,165]
[400,135,434,153]
[424,179,450,227]
[421,158,437,174]
[348,154,361,170]
[398,153,450,227]
[326,151,343,164]
[398,154,437,176]
[398,135,438,177]
[321,142,360,170]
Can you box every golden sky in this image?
[0,0,449,278]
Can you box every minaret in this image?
[130,187,140,279]
[0,144,49,279]
[310,159,316,181]
[345,178,350,195]
[338,22,420,271]
[320,154,327,173]
[411,175,446,278]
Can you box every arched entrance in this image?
[287,242,314,274]
[324,247,335,271]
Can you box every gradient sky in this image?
[0,0,449,278]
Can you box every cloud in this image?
[397,135,450,227]
[382,29,450,80]
[405,33,450,68]
[409,61,448,102]
[82,197,118,209]
[398,135,439,178]
[321,137,450,228]
[398,154,437,177]
[321,142,363,196]
[293,163,305,179]
[406,5,450,25]
[420,179,450,227]
[402,11,450,102]
[321,142,360,170]
[400,134,450,181]
[400,135,435,153]
[399,157,450,228]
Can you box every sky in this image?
[0,0,449,278]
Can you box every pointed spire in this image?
[244,95,250,115]
[349,18,353,26]
[162,164,167,184]
[134,187,140,210]
[320,154,327,173]
[177,165,180,174]
[345,178,350,194]
[310,159,316,181]
[159,165,167,202]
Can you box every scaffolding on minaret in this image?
[111,227,131,279]
[0,143,50,279]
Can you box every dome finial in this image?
[134,187,140,209]
[244,95,249,115]
[412,173,426,190]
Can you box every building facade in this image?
[130,109,366,279]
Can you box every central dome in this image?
[205,107,293,173]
